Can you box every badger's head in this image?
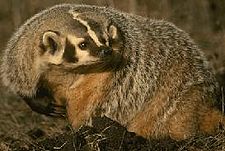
[39,11,124,74]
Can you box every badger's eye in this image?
[78,41,88,50]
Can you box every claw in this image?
[21,86,67,117]
[49,112,66,118]
[22,96,66,117]
[48,103,67,118]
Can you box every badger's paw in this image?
[22,96,66,118]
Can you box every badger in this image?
[1,4,224,140]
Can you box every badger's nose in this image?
[99,46,113,57]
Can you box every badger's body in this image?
[1,4,224,140]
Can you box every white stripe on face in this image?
[69,10,103,47]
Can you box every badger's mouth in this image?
[50,51,125,74]
[63,59,104,69]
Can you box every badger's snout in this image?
[99,46,113,57]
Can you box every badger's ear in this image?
[42,31,63,54]
[40,31,65,65]
[108,25,119,40]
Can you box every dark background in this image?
[0,0,225,150]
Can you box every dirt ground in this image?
[0,103,225,151]
[0,1,225,151]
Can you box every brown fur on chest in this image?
[44,71,112,128]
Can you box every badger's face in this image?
[39,12,123,73]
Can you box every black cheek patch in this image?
[63,39,78,63]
